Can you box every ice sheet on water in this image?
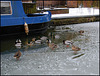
[1,22,99,75]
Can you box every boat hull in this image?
[0,22,50,36]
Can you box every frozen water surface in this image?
[1,22,99,75]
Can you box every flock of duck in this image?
[14,30,84,60]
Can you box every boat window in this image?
[0,1,12,15]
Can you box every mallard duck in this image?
[32,38,36,42]
[27,41,33,46]
[63,40,73,47]
[32,37,47,44]
[32,37,43,44]
[46,39,52,44]
[26,38,35,46]
[35,40,42,44]
[46,39,57,50]
[15,39,22,47]
[14,50,21,60]
[71,44,81,54]
[78,30,84,34]
[48,43,57,50]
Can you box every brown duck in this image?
[48,43,57,50]
[46,39,57,50]
[71,43,81,54]
[14,50,21,60]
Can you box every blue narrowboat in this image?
[0,0,51,36]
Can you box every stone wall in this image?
[51,16,99,26]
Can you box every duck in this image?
[26,38,36,46]
[32,38,36,42]
[27,41,33,46]
[40,36,48,41]
[15,39,22,46]
[63,40,73,47]
[46,39,57,50]
[35,40,42,44]
[71,43,81,54]
[46,39,52,44]
[32,37,48,44]
[48,43,57,50]
[14,50,21,60]
[78,30,84,35]
[15,39,22,49]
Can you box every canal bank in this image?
[50,16,99,26]
[50,8,99,26]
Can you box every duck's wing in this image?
[75,46,81,51]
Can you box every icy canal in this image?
[1,22,99,75]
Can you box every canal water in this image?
[1,22,99,75]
